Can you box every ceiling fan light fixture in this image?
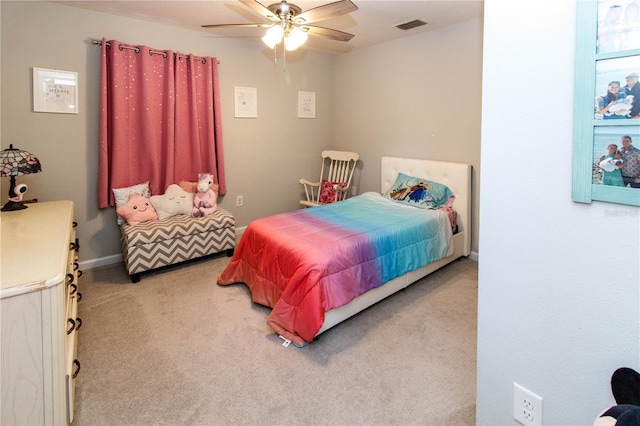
[262,25,284,48]
[284,26,308,51]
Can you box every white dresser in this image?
[1,201,81,425]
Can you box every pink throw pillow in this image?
[319,180,346,204]
[116,193,158,226]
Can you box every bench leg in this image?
[131,273,141,283]
[226,248,234,257]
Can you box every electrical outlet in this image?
[236,195,243,207]
[513,382,542,426]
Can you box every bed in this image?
[217,156,471,346]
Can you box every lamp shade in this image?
[262,25,284,49]
[0,144,42,177]
[284,27,308,51]
[1,144,42,211]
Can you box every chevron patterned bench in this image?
[120,208,235,282]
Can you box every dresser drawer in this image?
[65,227,81,425]
[64,291,80,424]
[1,201,79,425]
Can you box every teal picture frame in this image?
[572,0,640,206]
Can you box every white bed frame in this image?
[315,156,472,337]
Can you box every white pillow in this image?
[150,184,194,219]
[112,181,151,225]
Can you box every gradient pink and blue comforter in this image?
[217,192,453,345]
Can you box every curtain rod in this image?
[91,40,220,64]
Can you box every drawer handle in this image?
[77,292,82,302]
[77,270,83,278]
[73,221,78,228]
[67,273,74,285]
[75,317,82,331]
[70,242,76,251]
[69,283,77,295]
[75,238,80,252]
[72,359,81,379]
[74,262,79,271]
[67,318,75,335]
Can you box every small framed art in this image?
[234,86,257,118]
[33,68,78,114]
[298,91,316,119]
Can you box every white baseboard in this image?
[78,254,123,270]
[469,251,478,262]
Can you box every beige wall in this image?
[1,1,333,263]
[1,1,483,264]
[332,18,483,253]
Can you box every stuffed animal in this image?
[595,368,640,426]
[116,193,158,226]
[192,173,217,217]
[178,180,219,195]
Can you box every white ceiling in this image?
[52,0,484,54]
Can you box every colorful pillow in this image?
[150,184,195,219]
[319,180,346,204]
[383,172,454,209]
[112,181,151,225]
[178,181,198,193]
[116,193,158,226]
[179,180,219,195]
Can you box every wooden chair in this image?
[300,150,359,207]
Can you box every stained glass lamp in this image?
[1,144,42,212]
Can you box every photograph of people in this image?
[598,0,640,53]
[617,135,640,187]
[597,80,630,119]
[620,2,640,50]
[623,71,640,118]
[592,128,640,188]
[598,3,623,53]
[594,54,639,120]
[597,143,625,186]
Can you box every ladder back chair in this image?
[300,150,359,207]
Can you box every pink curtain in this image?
[98,38,225,208]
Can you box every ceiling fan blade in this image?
[294,0,358,24]
[202,23,272,29]
[239,0,279,21]
[302,25,355,42]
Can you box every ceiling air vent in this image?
[395,19,427,31]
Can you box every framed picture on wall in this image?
[32,67,78,114]
[297,91,316,118]
[234,86,257,118]
[572,0,640,206]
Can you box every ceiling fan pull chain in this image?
[283,44,287,72]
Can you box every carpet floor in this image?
[73,254,478,425]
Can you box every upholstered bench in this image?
[120,208,235,282]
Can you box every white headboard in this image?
[381,156,471,256]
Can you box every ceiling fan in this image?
[202,0,358,52]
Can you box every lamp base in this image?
[1,200,27,212]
